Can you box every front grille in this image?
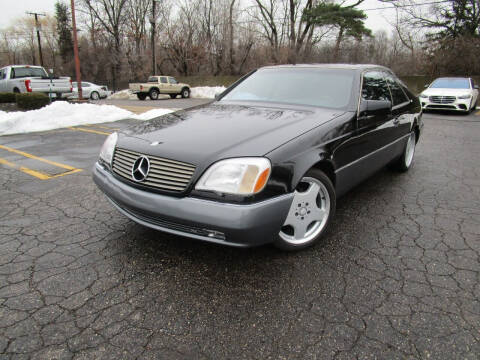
[429,95,456,104]
[112,147,196,192]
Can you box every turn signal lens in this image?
[254,168,270,193]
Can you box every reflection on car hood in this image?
[118,102,345,168]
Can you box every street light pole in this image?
[70,0,83,100]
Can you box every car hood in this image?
[422,88,472,96]
[117,102,344,169]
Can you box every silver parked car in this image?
[71,82,109,100]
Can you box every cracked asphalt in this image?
[0,109,479,359]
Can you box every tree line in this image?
[0,0,479,90]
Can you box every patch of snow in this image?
[190,86,226,99]
[0,102,173,136]
[108,89,136,100]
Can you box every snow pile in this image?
[191,86,226,99]
[108,89,136,100]
[0,102,173,136]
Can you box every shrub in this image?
[0,92,17,103]
[15,93,51,110]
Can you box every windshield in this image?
[221,68,355,109]
[430,78,470,89]
[12,67,47,79]
[148,76,158,83]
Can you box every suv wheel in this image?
[137,93,147,101]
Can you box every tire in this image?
[149,88,159,100]
[181,87,190,98]
[470,99,477,113]
[90,91,99,100]
[137,93,147,101]
[391,131,416,172]
[169,94,177,99]
[275,168,336,251]
[13,88,20,93]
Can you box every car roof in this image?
[259,63,392,72]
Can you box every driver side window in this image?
[362,71,391,102]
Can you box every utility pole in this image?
[70,0,83,100]
[26,12,46,66]
[150,0,161,74]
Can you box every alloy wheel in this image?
[279,177,330,245]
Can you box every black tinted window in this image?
[362,71,391,101]
[385,74,409,105]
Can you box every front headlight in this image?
[458,94,471,99]
[99,132,118,166]
[195,157,271,195]
[419,93,428,98]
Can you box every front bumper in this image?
[421,97,473,111]
[93,162,294,247]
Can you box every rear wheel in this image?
[90,91,99,100]
[169,94,177,99]
[391,131,416,172]
[275,169,336,251]
[181,87,190,98]
[149,89,159,100]
[137,93,147,101]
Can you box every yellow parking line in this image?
[0,144,77,170]
[0,157,50,179]
[83,124,120,130]
[0,144,83,180]
[68,127,111,135]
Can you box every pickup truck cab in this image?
[129,76,190,100]
[0,65,72,99]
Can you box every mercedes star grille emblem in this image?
[131,156,150,182]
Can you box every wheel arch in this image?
[149,87,160,93]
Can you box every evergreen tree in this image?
[303,3,372,60]
[55,1,73,64]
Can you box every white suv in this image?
[419,77,478,113]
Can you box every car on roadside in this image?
[69,81,109,100]
[0,65,72,99]
[419,77,478,113]
[129,76,190,100]
[93,64,422,251]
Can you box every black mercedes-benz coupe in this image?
[93,64,422,250]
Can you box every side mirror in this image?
[49,68,53,74]
[214,93,220,101]
[474,85,479,89]
[424,83,429,88]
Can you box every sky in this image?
[0,0,397,33]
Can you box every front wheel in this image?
[181,88,190,98]
[275,169,336,251]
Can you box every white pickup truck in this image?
[0,65,72,98]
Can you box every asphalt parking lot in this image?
[1,104,479,359]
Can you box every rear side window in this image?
[160,77,168,84]
[0,69,4,79]
[362,71,391,102]
[11,67,47,79]
[169,77,178,84]
[148,76,158,83]
[385,74,409,106]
